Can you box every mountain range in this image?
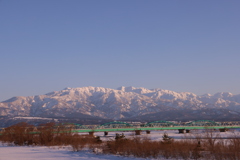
[1,86,240,123]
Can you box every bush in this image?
[0,122,35,145]
[0,122,102,151]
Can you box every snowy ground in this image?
[83,129,240,141]
[1,129,240,160]
[0,145,148,160]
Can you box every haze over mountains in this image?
[1,86,240,123]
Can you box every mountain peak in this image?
[214,92,233,98]
[63,87,72,90]
[117,86,136,91]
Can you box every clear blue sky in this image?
[0,0,240,101]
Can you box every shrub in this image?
[0,122,35,145]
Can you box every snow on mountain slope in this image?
[0,86,240,120]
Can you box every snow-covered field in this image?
[81,129,240,141]
[0,145,146,160]
[1,129,240,160]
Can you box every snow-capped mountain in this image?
[1,86,240,120]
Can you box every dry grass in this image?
[103,130,240,159]
[103,136,202,159]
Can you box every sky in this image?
[0,0,240,101]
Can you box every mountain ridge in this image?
[1,86,240,121]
